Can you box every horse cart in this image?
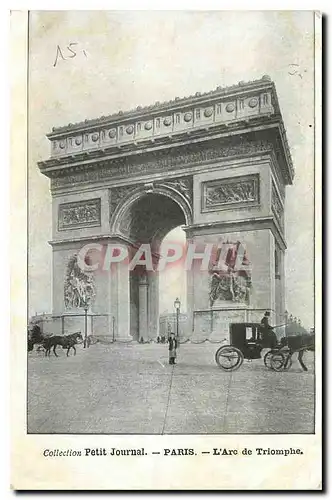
[215,322,284,372]
[28,324,83,357]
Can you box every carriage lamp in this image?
[174,298,181,345]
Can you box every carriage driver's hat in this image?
[264,311,270,317]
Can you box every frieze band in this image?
[51,139,273,190]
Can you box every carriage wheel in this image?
[215,346,244,371]
[263,350,275,369]
[270,352,287,372]
[263,350,284,370]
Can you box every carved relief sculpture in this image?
[58,199,101,230]
[209,242,252,306]
[203,174,259,212]
[163,177,193,205]
[50,140,272,189]
[64,254,96,309]
[109,185,135,215]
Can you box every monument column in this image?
[115,259,131,340]
[185,234,195,337]
[147,271,159,340]
[138,274,149,341]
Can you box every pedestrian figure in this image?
[168,332,178,365]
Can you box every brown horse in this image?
[279,334,315,371]
[43,332,83,357]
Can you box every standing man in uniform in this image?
[168,332,178,365]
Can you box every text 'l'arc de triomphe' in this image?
[38,76,294,341]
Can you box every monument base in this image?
[49,310,93,337]
[192,304,275,342]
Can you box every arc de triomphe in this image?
[38,76,294,341]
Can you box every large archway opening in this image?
[159,226,187,341]
[118,191,188,341]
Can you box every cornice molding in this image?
[49,233,135,248]
[39,77,294,189]
[48,76,275,137]
[48,137,275,191]
[183,216,287,250]
[39,119,277,172]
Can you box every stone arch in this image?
[108,182,192,342]
[110,182,193,237]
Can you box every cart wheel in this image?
[215,345,244,371]
[263,350,275,369]
[270,352,287,372]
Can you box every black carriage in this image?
[215,322,284,371]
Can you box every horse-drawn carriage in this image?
[215,322,314,372]
[28,324,83,356]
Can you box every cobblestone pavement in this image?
[27,343,315,434]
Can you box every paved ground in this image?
[27,342,315,434]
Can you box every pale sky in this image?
[28,11,315,328]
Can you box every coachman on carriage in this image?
[215,320,314,372]
[215,322,281,371]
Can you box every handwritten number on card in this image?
[53,43,87,67]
